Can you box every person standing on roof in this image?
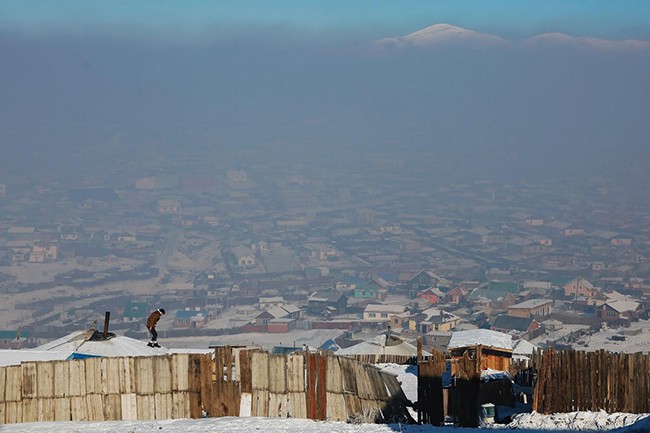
[146,308,165,348]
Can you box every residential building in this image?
[363,304,409,322]
[507,299,553,318]
[307,291,348,315]
[233,245,256,267]
[564,277,597,299]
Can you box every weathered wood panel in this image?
[417,349,446,425]
[286,353,305,392]
[53,361,70,398]
[53,397,71,421]
[171,353,189,392]
[251,389,269,417]
[119,357,136,394]
[68,360,86,397]
[354,363,371,400]
[344,392,362,420]
[268,392,288,417]
[326,391,346,421]
[239,350,254,393]
[102,394,121,420]
[5,401,22,424]
[37,397,55,422]
[120,393,138,420]
[135,357,155,395]
[85,358,103,395]
[154,393,172,420]
[136,394,155,420]
[453,350,480,428]
[288,392,306,419]
[326,356,342,393]
[0,367,6,403]
[102,358,121,395]
[86,393,104,421]
[189,391,202,419]
[36,362,55,399]
[367,368,389,401]
[188,354,204,395]
[269,355,287,394]
[200,354,214,417]
[153,356,173,394]
[21,363,37,399]
[171,391,190,419]
[340,357,358,395]
[251,352,269,391]
[212,381,241,417]
[21,398,38,422]
[305,354,329,420]
[70,396,87,421]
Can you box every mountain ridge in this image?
[372,23,650,50]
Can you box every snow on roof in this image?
[607,300,640,313]
[509,299,553,309]
[336,334,430,357]
[363,304,408,314]
[448,329,513,351]
[605,290,634,302]
[0,349,69,367]
[512,338,537,356]
[32,330,166,359]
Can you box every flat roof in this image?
[509,299,553,309]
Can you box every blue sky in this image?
[2,0,650,41]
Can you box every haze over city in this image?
[0,3,649,431]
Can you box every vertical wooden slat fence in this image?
[0,353,207,424]
[417,348,446,425]
[533,349,650,414]
[0,349,411,425]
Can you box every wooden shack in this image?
[447,329,513,375]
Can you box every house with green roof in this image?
[123,301,148,323]
[353,281,382,300]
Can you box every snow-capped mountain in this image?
[372,24,650,50]
[374,23,506,48]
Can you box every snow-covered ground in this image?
[0,413,648,433]
[573,319,650,354]
[508,411,649,431]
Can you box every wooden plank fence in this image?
[243,350,410,423]
[417,348,446,425]
[0,353,206,424]
[344,354,415,365]
[533,349,650,414]
[1,349,412,425]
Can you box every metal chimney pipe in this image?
[103,311,110,338]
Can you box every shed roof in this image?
[509,299,553,309]
[448,329,513,351]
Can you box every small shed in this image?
[448,329,513,375]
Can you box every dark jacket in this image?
[147,310,163,330]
